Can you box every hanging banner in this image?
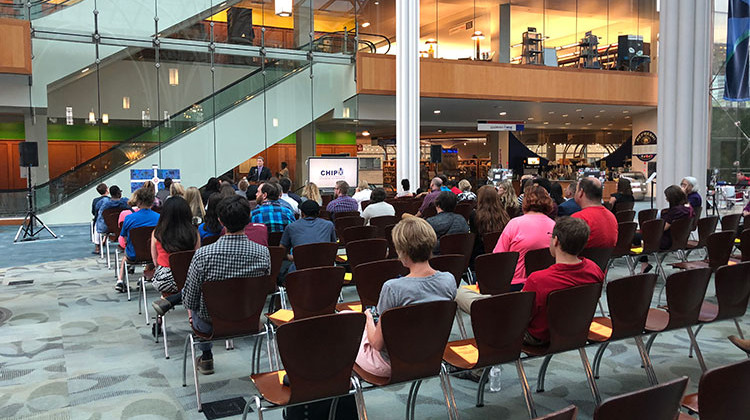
[633,130,657,162]
[477,120,525,131]
[725,0,750,101]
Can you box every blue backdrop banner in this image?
[725,0,750,101]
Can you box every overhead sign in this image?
[477,120,525,131]
[633,130,657,162]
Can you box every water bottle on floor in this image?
[489,365,502,392]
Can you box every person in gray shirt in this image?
[426,191,470,254]
[280,200,337,273]
[356,217,456,378]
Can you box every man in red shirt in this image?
[522,216,605,345]
[571,177,618,248]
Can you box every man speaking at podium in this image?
[249,157,271,182]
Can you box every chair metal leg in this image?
[351,376,369,420]
[455,311,468,340]
[437,368,457,420]
[625,256,636,276]
[327,397,339,420]
[105,235,111,269]
[578,347,602,405]
[536,355,553,393]
[441,363,459,420]
[597,299,607,318]
[140,276,149,325]
[406,380,420,420]
[251,336,260,375]
[592,342,610,379]
[475,367,490,407]
[162,315,169,359]
[686,326,707,372]
[279,286,289,310]
[188,334,202,412]
[124,262,131,301]
[688,324,704,358]
[515,360,537,419]
[634,336,658,385]
[645,333,658,355]
[226,339,234,350]
[242,395,263,420]
[182,334,190,387]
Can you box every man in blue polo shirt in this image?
[116,187,160,292]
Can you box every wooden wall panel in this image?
[0,140,24,189]
[357,53,658,107]
[0,18,31,75]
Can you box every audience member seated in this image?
[397,178,414,198]
[278,178,299,216]
[150,197,201,316]
[91,183,108,254]
[522,217,605,346]
[251,182,296,233]
[427,192,470,254]
[356,217,457,377]
[493,185,556,291]
[352,179,372,207]
[533,177,559,219]
[659,185,694,250]
[557,182,581,216]
[447,179,462,195]
[469,185,510,262]
[497,180,521,218]
[280,200,336,274]
[115,187,160,291]
[142,181,162,210]
[185,186,206,225]
[200,177,221,205]
[326,180,359,217]
[182,195,271,375]
[516,176,535,208]
[301,182,323,205]
[416,177,444,217]
[156,177,172,203]
[236,178,249,199]
[457,179,476,202]
[681,176,702,211]
[550,182,565,205]
[361,188,395,225]
[198,193,223,241]
[169,182,185,198]
[95,185,129,239]
[572,178,618,248]
[609,177,635,212]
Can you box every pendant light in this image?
[275,0,292,17]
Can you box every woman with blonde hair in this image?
[352,179,372,205]
[169,182,185,198]
[497,179,520,218]
[302,182,323,205]
[184,186,206,224]
[457,179,476,201]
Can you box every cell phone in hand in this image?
[366,306,380,324]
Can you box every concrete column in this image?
[23,108,49,184]
[396,0,419,195]
[657,0,712,209]
[487,131,509,167]
[492,3,511,64]
[546,142,556,162]
[293,0,312,49]
[295,123,315,190]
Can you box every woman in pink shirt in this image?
[494,185,556,291]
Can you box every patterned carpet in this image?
[0,223,748,419]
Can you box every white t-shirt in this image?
[281,194,300,215]
[362,201,396,224]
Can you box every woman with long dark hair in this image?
[198,193,223,240]
[470,185,510,259]
[609,177,634,212]
[150,196,200,315]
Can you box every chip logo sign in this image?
[320,167,345,178]
[308,157,359,189]
[633,130,657,162]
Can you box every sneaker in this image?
[151,298,172,316]
[114,282,125,293]
[196,356,214,375]
[643,264,654,274]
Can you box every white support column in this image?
[396,0,420,193]
[657,0,712,209]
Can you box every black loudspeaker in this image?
[616,34,644,70]
[647,161,656,178]
[19,142,38,167]
[430,145,442,163]
[227,7,254,44]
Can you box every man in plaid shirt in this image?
[251,182,295,233]
[183,195,271,375]
[326,180,358,217]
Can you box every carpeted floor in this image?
[0,213,748,419]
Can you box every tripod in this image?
[14,165,57,242]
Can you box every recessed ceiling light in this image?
[437,129,443,133]
[81,67,90,73]
[608,123,613,126]
[562,114,569,117]
[565,122,571,125]
[599,110,606,113]
[499,111,507,116]
[607,132,612,134]
[543,121,549,125]
[587,123,593,126]
[464,142,467,146]
[361,22,370,28]
[575,108,582,112]
[528,117,534,121]
[625,116,631,119]
[594,115,600,118]
[362,131,370,136]
[623,110,630,113]
[433,109,441,114]
[548,111,555,114]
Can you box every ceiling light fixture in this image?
[275,0,292,17]
[575,108,582,112]
[102,113,109,124]
[362,131,371,136]
[528,117,534,120]
[499,111,507,116]
[122,96,130,109]
[434,110,441,114]
[599,110,606,113]
[81,67,89,73]
[361,22,370,28]
[169,68,179,86]
[88,109,96,125]
[562,114,569,117]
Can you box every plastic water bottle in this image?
[489,365,502,392]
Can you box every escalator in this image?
[0,58,355,223]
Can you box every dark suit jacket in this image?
[249,166,271,182]
[558,198,582,216]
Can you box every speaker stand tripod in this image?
[14,165,57,242]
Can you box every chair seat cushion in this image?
[698,301,719,323]
[685,240,699,249]
[337,254,348,263]
[644,308,669,332]
[266,309,294,327]
[671,260,709,270]
[630,247,644,254]
[344,272,353,283]
[251,370,291,406]
[588,317,613,342]
[336,301,363,313]
[461,284,480,293]
[681,392,699,414]
[353,363,390,386]
[443,338,479,369]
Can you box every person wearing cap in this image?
[280,200,337,274]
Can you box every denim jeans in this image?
[192,313,213,353]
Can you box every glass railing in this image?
[0,0,83,19]
[0,59,308,216]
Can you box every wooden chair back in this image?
[369,215,399,236]
[664,267,712,330]
[613,201,635,213]
[342,225,379,244]
[640,219,665,254]
[721,213,741,234]
[354,259,409,308]
[482,231,502,254]
[285,266,345,320]
[381,300,457,384]
[471,291,535,367]
[606,274,658,340]
[392,201,411,219]
[276,312,365,404]
[200,235,220,247]
[268,246,286,292]
[705,231,735,269]
[361,200,371,211]
[613,222,637,258]
[292,242,338,270]
[454,202,473,221]
[421,203,437,219]
[593,377,688,420]
[345,238,389,274]
[102,208,124,236]
[691,205,703,231]
[697,359,750,420]
[384,224,398,259]
[524,248,555,277]
[615,210,635,223]
[429,254,465,287]
[474,252,518,295]
[129,226,154,263]
[668,217,694,251]
[546,283,602,354]
[168,250,195,291]
[200,275,272,338]
[637,209,658,227]
[713,261,750,321]
[267,231,283,247]
[335,216,365,245]
[579,247,613,273]
[741,228,750,262]
[695,216,720,248]
[439,232,475,270]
